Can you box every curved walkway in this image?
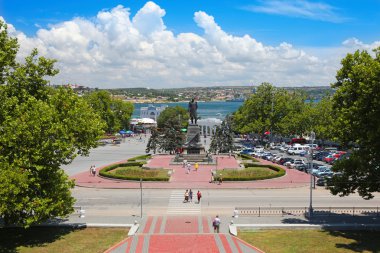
[71,155,310,189]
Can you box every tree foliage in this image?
[146,107,186,154]
[83,91,134,133]
[233,83,310,139]
[0,21,105,227]
[210,115,234,153]
[328,47,380,199]
[157,106,189,129]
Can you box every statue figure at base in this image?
[188,98,198,125]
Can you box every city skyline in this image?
[1,0,379,88]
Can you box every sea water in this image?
[132,101,243,119]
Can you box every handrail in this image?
[235,207,379,217]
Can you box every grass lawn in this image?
[0,227,129,253]
[215,167,278,181]
[238,229,380,253]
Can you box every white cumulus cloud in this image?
[2,2,379,88]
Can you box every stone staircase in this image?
[105,216,263,253]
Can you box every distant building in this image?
[140,104,168,121]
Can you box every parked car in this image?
[316,176,332,186]
[283,158,295,167]
[240,148,254,155]
[323,154,335,164]
[311,166,330,176]
[315,151,330,161]
[278,157,292,165]
[289,159,305,169]
[287,145,308,155]
[315,168,332,178]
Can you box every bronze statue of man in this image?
[188,98,198,124]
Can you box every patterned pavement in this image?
[71,155,310,189]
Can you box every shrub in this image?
[99,161,169,181]
[238,154,259,162]
[215,164,285,181]
[127,154,152,161]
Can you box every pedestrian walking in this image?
[197,190,202,204]
[195,162,199,171]
[218,174,223,185]
[89,165,93,176]
[184,189,189,203]
[187,162,191,174]
[91,165,96,177]
[212,215,221,233]
[189,189,193,202]
[210,170,214,183]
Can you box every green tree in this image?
[146,127,159,154]
[327,48,380,199]
[210,115,234,153]
[83,91,133,133]
[0,21,18,85]
[0,22,104,227]
[157,106,189,129]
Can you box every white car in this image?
[287,145,308,155]
[289,159,305,169]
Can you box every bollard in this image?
[79,208,86,218]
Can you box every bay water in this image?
[132,101,243,119]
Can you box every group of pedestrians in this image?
[210,170,223,185]
[184,189,202,203]
[183,161,199,174]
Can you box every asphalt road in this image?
[64,136,380,221]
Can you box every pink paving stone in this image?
[154,216,163,234]
[135,235,145,253]
[70,155,310,189]
[202,217,211,233]
[149,235,219,253]
[143,216,153,234]
[219,234,233,253]
[164,216,198,234]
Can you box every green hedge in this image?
[127,154,152,161]
[99,161,169,181]
[238,154,259,162]
[215,164,285,181]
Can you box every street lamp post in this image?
[308,131,316,218]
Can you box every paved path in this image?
[71,155,310,189]
[105,215,264,253]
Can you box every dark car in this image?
[278,157,292,165]
[315,151,330,161]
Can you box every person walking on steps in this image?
[213,215,221,233]
[184,189,189,203]
[197,190,202,204]
[189,189,193,202]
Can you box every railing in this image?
[235,207,380,217]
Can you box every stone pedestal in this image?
[171,124,214,164]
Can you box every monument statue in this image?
[188,98,198,124]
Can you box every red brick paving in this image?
[154,216,162,234]
[202,217,210,233]
[149,234,219,253]
[136,235,144,253]
[220,234,233,253]
[164,216,199,234]
[71,155,310,189]
[142,216,153,233]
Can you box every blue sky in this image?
[1,0,379,88]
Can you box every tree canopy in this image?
[210,115,234,154]
[328,47,380,199]
[0,21,105,227]
[83,91,134,133]
[146,106,187,154]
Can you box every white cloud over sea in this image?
[2,1,380,88]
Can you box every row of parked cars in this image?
[238,143,347,187]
